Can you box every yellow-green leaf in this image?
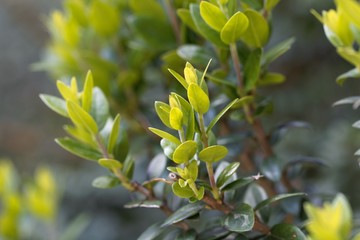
[184,62,198,85]
[169,107,184,130]
[200,1,227,32]
[241,10,270,48]
[220,12,249,44]
[82,70,94,112]
[337,0,360,30]
[187,84,210,114]
[107,114,121,154]
[173,140,198,164]
[40,94,68,117]
[98,158,122,169]
[57,80,78,103]
[168,68,188,89]
[67,101,98,134]
[155,101,172,128]
[199,145,228,163]
[149,127,181,145]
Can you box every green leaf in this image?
[129,0,165,20]
[67,101,98,134]
[90,87,109,130]
[98,158,122,169]
[122,156,135,179]
[176,229,197,240]
[161,139,178,160]
[223,203,254,232]
[161,202,205,227]
[254,193,306,211]
[241,10,270,48]
[149,127,181,145]
[89,0,120,37]
[186,108,196,140]
[172,182,195,198]
[190,4,227,48]
[220,12,249,44]
[39,94,68,117]
[57,80,78,103]
[244,49,262,91]
[336,68,360,85]
[266,224,307,240]
[216,162,240,188]
[173,141,198,164]
[82,70,94,112]
[168,69,188,89]
[260,156,281,182]
[199,145,228,163]
[113,126,129,163]
[244,183,268,208]
[337,0,360,30]
[147,153,167,179]
[177,9,198,33]
[107,114,121,154]
[177,45,214,67]
[200,1,227,32]
[92,176,120,188]
[337,47,360,69]
[263,38,295,66]
[155,101,172,128]
[137,222,164,240]
[56,137,102,161]
[257,72,285,87]
[265,0,281,11]
[124,200,163,209]
[222,176,256,191]
[206,98,239,134]
[231,96,255,109]
[187,84,210,114]
[170,107,184,130]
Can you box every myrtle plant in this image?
[37,0,360,239]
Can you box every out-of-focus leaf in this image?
[190,4,227,48]
[40,94,68,117]
[265,0,281,11]
[177,9,198,33]
[263,38,295,66]
[198,227,229,240]
[223,203,254,232]
[176,229,197,240]
[89,0,120,37]
[124,200,163,209]
[177,45,214,67]
[199,145,228,163]
[98,158,122,169]
[216,162,240,188]
[161,202,205,227]
[270,121,311,145]
[147,153,167,179]
[149,127,181,145]
[161,139,178,160]
[122,156,135,179]
[90,87,109,130]
[59,214,90,240]
[137,222,165,240]
[206,98,239,134]
[82,70,94,112]
[92,176,120,188]
[55,137,102,160]
[107,114,121,154]
[200,1,227,32]
[336,68,360,85]
[254,193,306,211]
[220,12,249,44]
[266,223,307,240]
[260,157,281,182]
[333,96,360,108]
[244,48,262,91]
[129,0,165,20]
[257,72,285,87]
[222,177,256,191]
[241,0,263,10]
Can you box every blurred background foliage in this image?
[1,0,360,239]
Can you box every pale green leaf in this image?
[149,127,181,145]
[173,141,198,164]
[187,84,210,114]
[220,12,249,44]
[199,145,228,163]
[177,9,199,33]
[55,137,102,161]
[241,10,269,48]
[82,70,94,112]
[39,94,68,117]
[98,158,122,169]
[92,176,120,188]
[67,101,98,134]
[172,182,195,198]
[200,1,227,32]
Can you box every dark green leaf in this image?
[254,193,306,211]
[176,229,197,240]
[270,121,311,145]
[263,38,295,66]
[198,227,229,240]
[113,126,129,163]
[39,94,68,117]
[216,162,240,188]
[266,223,307,240]
[55,137,102,161]
[244,49,262,91]
[92,176,120,188]
[260,156,281,182]
[90,87,109,130]
[177,45,214,67]
[190,4,227,48]
[147,153,167,179]
[138,222,165,240]
[161,202,205,227]
[124,200,163,209]
[122,156,135,179]
[222,177,256,191]
[206,98,239,134]
[223,203,254,232]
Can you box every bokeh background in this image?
[1,0,360,239]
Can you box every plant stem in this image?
[164,0,181,44]
[178,128,186,142]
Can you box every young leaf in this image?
[220,12,249,44]
[161,202,205,227]
[39,94,68,117]
[254,193,306,211]
[67,101,98,134]
[241,10,269,48]
[190,4,227,48]
[184,62,198,85]
[82,70,94,112]
[169,107,184,130]
[173,141,198,164]
[223,203,254,232]
[187,84,210,114]
[206,98,239,134]
[55,137,102,161]
[168,68,188,89]
[186,108,196,140]
[199,145,228,163]
[57,80,78,103]
[92,176,120,189]
[107,114,121,154]
[200,1,227,32]
[90,87,109,130]
[155,101,172,128]
[98,158,122,169]
[216,162,240,188]
[172,182,195,198]
[244,49,262,91]
[149,127,181,145]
